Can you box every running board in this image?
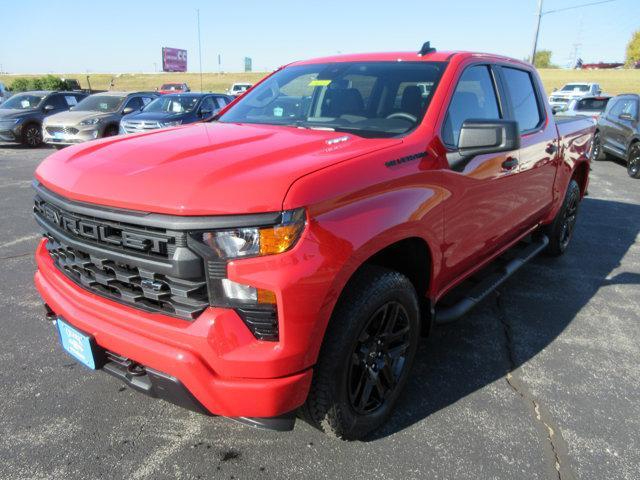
[434,234,549,325]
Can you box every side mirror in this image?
[551,106,559,115]
[199,108,213,118]
[619,112,634,121]
[458,119,520,158]
[122,106,135,115]
[43,104,55,112]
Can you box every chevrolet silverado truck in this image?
[33,44,595,440]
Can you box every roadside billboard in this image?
[162,48,188,72]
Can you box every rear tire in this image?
[627,142,640,179]
[301,265,421,440]
[544,179,581,256]
[21,123,42,148]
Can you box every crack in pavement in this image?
[0,252,31,261]
[494,291,575,480]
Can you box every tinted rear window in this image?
[502,67,542,132]
[576,98,609,112]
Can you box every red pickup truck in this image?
[33,44,594,440]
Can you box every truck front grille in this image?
[45,235,209,319]
[33,184,209,321]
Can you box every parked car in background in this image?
[158,83,190,94]
[0,90,87,147]
[594,93,640,178]
[120,93,231,134]
[226,83,252,97]
[549,82,602,111]
[555,95,612,120]
[0,82,9,104]
[43,91,157,148]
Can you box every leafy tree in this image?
[534,50,556,68]
[9,75,67,92]
[626,30,640,67]
[9,78,31,92]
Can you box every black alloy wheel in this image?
[628,143,640,179]
[558,184,580,251]
[347,301,412,414]
[23,124,42,147]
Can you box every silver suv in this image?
[43,91,157,148]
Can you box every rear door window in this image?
[442,65,501,147]
[501,67,543,133]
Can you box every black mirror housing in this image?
[458,119,520,157]
[122,107,135,115]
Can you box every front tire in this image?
[627,142,640,179]
[301,265,421,440]
[22,123,42,148]
[103,125,119,138]
[544,179,581,256]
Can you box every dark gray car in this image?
[0,91,87,147]
[594,93,640,178]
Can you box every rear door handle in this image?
[502,157,519,170]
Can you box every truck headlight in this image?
[79,117,101,126]
[193,208,306,259]
[187,209,306,340]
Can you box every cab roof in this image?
[290,51,532,69]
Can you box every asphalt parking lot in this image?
[0,145,638,480]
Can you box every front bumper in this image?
[35,239,313,418]
[42,125,101,145]
[0,125,21,143]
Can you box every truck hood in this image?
[35,122,401,215]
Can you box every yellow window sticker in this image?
[308,79,331,87]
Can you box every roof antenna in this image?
[418,41,436,56]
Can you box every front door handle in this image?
[502,157,519,170]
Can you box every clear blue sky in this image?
[1,0,638,73]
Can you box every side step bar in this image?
[434,234,549,325]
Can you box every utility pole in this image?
[530,0,543,65]
[529,0,616,66]
[197,9,203,92]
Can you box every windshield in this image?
[74,95,124,112]
[218,61,446,137]
[143,95,199,113]
[561,84,590,92]
[576,97,610,112]
[161,84,185,90]
[1,93,46,110]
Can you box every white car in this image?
[548,82,602,111]
[555,95,612,120]
[226,83,253,97]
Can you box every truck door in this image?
[438,64,521,289]
[498,66,558,232]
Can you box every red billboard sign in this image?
[162,47,187,72]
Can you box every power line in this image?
[529,0,617,64]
